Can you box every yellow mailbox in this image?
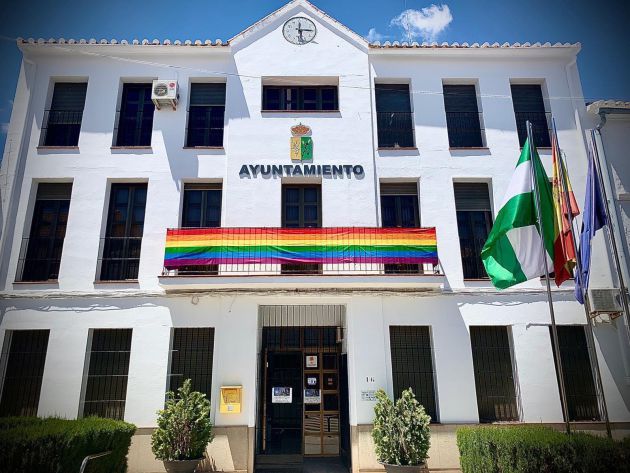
[219,386,242,414]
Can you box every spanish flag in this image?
[551,131,580,286]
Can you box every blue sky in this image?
[0,0,628,152]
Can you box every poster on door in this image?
[304,389,321,404]
[272,387,292,403]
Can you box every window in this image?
[0,330,49,417]
[179,183,222,275]
[454,182,493,279]
[40,82,87,147]
[443,84,484,148]
[282,184,321,274]
[81,329,132,420]
[99,183,147,281]
[550,326,600,421]
[380,183,420,274]
[262,86,338,111]
[389,326,437,421]
[375,83,414,148]
[17,183,72,282]
[186,83,226,147]
[470,326,519,422]
[168,328,215,401]
[511,84,551,147]
[115,83,155,146]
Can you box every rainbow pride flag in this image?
[164,227,438,269]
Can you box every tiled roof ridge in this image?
[17,37,228,46]
[369,41,580,49]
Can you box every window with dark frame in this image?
[470,326,519,422]
[0,330,49,417]
[99,183,147,281]
[380,182,421,274]
[179,183,222,275]
[81,328,132,420]
[262,86,338,111]
[115,83,155,146]
[454,182,493,279]
[168,328,215,401]
[281,184,322,275]
[511,84,551,148]
[550,325,600,421]
[40,82,87,147]
[186,83,226,147]
[389,326,437,422]
[375,83,414,148]
[443,84,484,148]
[17,183,72,282]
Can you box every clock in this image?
[283,17,317,45]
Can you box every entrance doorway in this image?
[256,306,349,472]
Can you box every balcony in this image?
[376,112,415,149]
[159,227,443,291]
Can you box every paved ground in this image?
[302,457,349,473]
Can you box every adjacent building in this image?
[0,1,628,472]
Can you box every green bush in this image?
[151,379,214,461]
[372,388,431,466]
[457,425,630,473]
[0,416,136,473]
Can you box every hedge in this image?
[457,425,630,473]
[0,416,136,473]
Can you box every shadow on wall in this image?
[594,322,630,412]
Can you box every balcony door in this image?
[281,184,321,274]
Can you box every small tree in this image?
[372,388,431,466]
[151,379,214,461]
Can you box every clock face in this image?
[283,17,317,45]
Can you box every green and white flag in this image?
[481,138,555,289]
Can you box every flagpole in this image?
[589,129,630,347]
[553,119,611,438]
[527,121,571,434]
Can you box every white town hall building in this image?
[0,1,628,471]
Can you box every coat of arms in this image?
[290,123,313,161]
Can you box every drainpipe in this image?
[592,111,630,385]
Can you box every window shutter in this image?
[50,83,87,111]
[510,84,546,113]
[443,85,478,112]
[190,83,226,106]
[36,183,73,200]
[380,182,418,196]
[375,84,411,112]
[454,183,491,211]
[184,182,222,191]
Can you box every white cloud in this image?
[390,4,453,42]
[365,27,386,43]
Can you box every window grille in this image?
[511,84,551,147]
[115,83,155,146]
[550,325,600,421]
[389,326,438,422]
[17,183,72,282]
[81,329,132,420]
[262,86,338,111]
[0,330,49,417]
[470,326,519,422]
[443,84,484,148]
[454,182,493,279]
[99,183,147,281]
[168,328,215,401]
[40,82,87,147]
[375,84,414,148]
[186,83,226,147]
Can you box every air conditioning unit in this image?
[588,288,623,318]
[151,80,178,110]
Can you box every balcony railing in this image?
[40,109,84,147]
[162,227,441,277]
[514,111,551,148]
[445,111,485,148]
[376,111,415,148]
[97,237,143,281]
[15,237,63,282]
